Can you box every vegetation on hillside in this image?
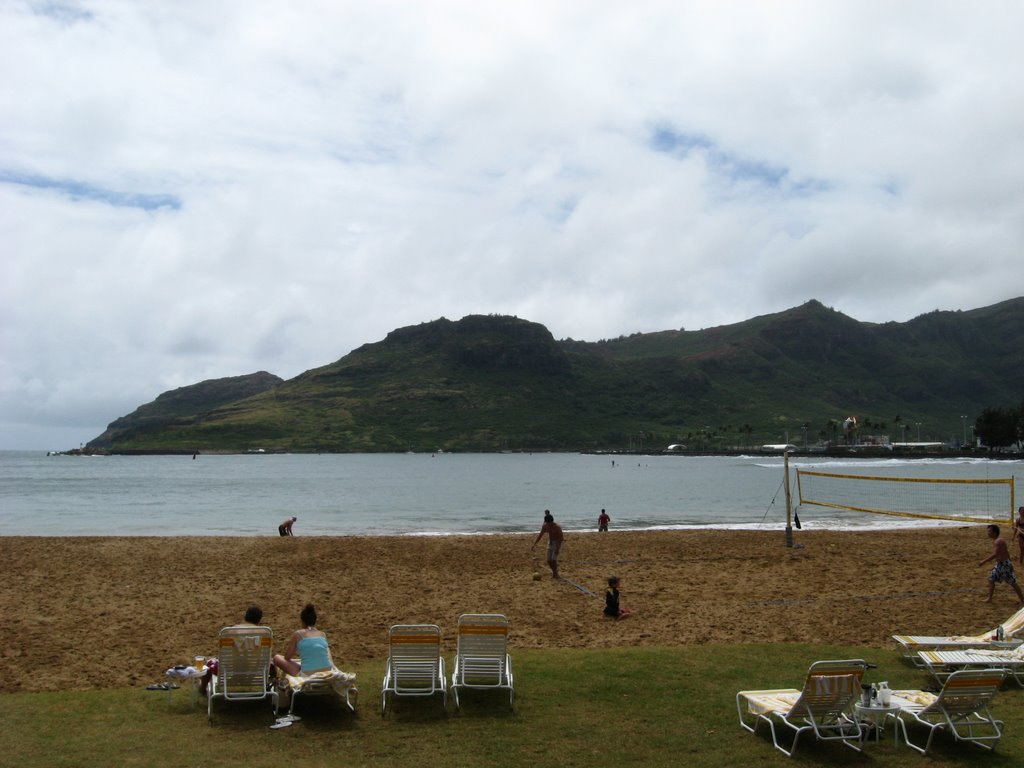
[975,400,1024,448]
[86,298,1024,453]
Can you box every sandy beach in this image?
[1,526,1018,694]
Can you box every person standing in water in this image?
[278,516,297,536]
[598,509,610,532]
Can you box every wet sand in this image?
[1,526,1017,693]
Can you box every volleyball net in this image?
[795,469,1015,525]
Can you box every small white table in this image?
[854,701,896,743]
[165,665,205,708]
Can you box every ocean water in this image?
[0,451,1018,537]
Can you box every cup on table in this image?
[194,656,206,673]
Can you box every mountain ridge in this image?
[87,298,1024,453]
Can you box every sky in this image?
[2,1,1023,450]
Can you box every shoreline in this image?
[7,451,1017,537]
[3,516,996,538]
[0,519,978,539]
[3,526,1018,695]
[33,447,1024,460]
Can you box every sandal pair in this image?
[270,714,302,729]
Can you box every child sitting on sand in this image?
[604,576,631,619]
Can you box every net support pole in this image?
[784,450,794,548]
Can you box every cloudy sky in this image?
[2,1,1022,450]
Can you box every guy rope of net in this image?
[795,470,1015,525]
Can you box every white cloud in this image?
[2,0,1023,449]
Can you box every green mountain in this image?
[87,298,1024,453]
[89,372,283,449]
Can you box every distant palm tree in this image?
[740,423,754,449]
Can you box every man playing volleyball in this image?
[979,524,1024,604]
[532,510,564,579]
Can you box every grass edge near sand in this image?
[2,643,1023,768]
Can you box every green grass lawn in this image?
[3,644,1022,767]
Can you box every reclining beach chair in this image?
[451,613,514,710]
[736,659,868,757]
[207,625,277,721]
[281,666,358,716]
[380,624,446,715]
[893,605,1024,664]
[917,647,1024,686]
[891,668,1007,754]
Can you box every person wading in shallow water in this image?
[532,510,564,579]
[278,516,297,536]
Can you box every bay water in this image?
[0,451,1018,537]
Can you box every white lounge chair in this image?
[736,659,867,757]
[207,625,278,721]
[917,647,1024,686]
[451,613,514,710]
[893,605,1024,664]
[281,665,358,716]
[891,668,1007,754]
[380,624,446,715]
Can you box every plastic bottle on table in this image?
[877,681,891,706]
